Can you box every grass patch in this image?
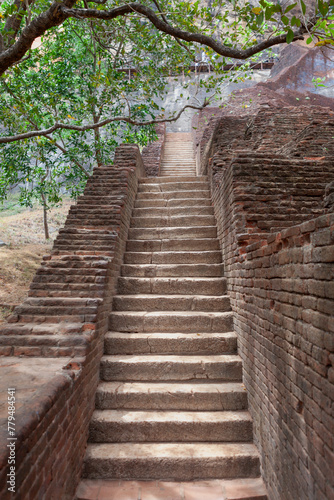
[0,199,73,322]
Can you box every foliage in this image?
[0,0,333,236]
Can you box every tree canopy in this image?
[0,0,333,77]
[0,0,333,238]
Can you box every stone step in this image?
[82,442,260,480]
[126,238,220,252]
[22,297,102,307]
[130,215,216,228]
[138,182,206,192]
[100,354,242,381]
[124,250,222,264]
[0,333,89,352]
[160,164,195,167]
[89,410,253,443]
[160,173,196,176]
[160,165,196,169]
[136,190,209,200]
[113,294,229,312]
[109,311,233,333]
[132,206,214,217]
[134,198,212,208]
[160,159,195,162]
[95,381,248,410]
[76,477,268,500]
[0,321,88,336]
[104,332,236,355]
[128,226,217,240]
[160,171,196,175]
[120,263,223,278]
[140,176,207,183]
[28,289,104,299]
[117,277,227,295]
[29,282,105,294]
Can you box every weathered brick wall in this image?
[0,145,145,499]
[204,106,334,499]
[141,123,166,176]
[217,210,334,500]
[193,101,334,176]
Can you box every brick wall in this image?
[219,212,334,500]
[204,107,334,500]
[141,123,166,176]
[0,145,145,499]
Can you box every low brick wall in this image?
[231,215,334,500]
[0,145,145,499]
[203,107,334,499]
[141,123,166,176]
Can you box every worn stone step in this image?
[76,477,268,500]
[13,312,97,324]
[117,277,227,295]
[132,206,214,217]
[124,250,222,265]
[140,176,207,183]
[160,171,196,175]
[134,198,212,208]
[130,215,216,228]
[0,333,89,349]
[0,321,88,336]
[160,166,196,169]
[95,381,248,410]
[13,303,98,317]
[89,410,253,443]
[113,294,229,312]
[138,182,208,192]
[105,332,236,355]
[128,226,217,240]
[83,442,260,480]
[23,297,102,307]
[121,263,223,278]
[126,238,220,252]
[100,354,242,381]
[160,171,197,174]
[136,190,210,200]
[29,281,105,293]
[109,311,233,333]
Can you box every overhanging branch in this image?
[0,102,209,144]
[0,1,310,76]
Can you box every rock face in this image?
[77,133,268,497]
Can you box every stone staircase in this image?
[160,132,196,176]
[77,135,267,499]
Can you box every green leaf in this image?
[306,36,313,44]
[300,0,306,15]
[284,3,297,13]
[286,28,295,43]
[281,15,289,25]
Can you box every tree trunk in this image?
[93,112,103,167]
[41,193,49,240]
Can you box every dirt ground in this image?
[0,200,72,323]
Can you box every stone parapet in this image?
[200,107,334,500]
[0,144,145,499]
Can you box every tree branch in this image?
[151,0,193,56]
[0,79,90,176]
[0,102,209,144]
[61,4,307,58]
[0,1,309,76]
